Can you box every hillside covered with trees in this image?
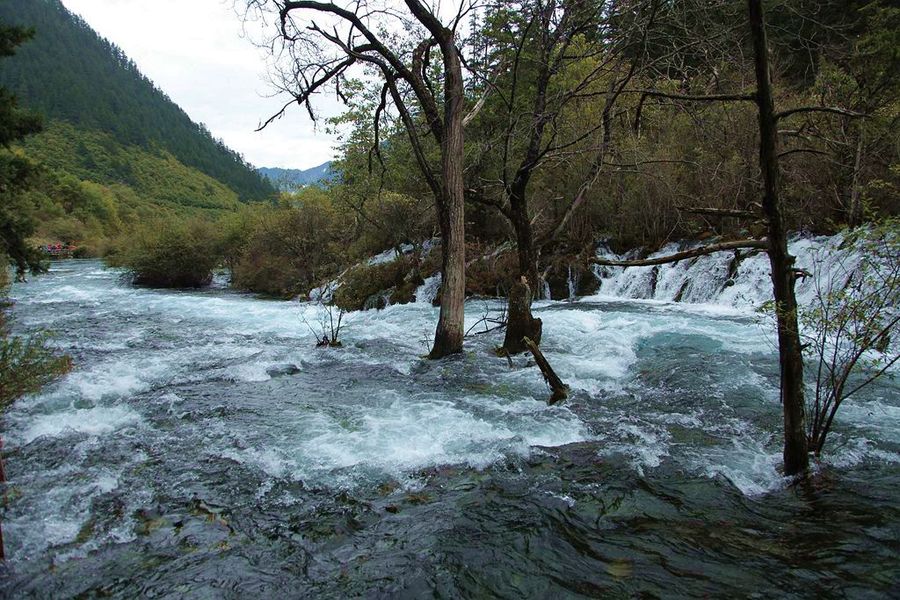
[0,0,275,203]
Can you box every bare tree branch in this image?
[591,239,768,267]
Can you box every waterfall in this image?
[542,280,551,301]
[592,233,861,309]
[415,273,442,304]
[567,265,578,299]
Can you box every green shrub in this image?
[333,255,421,311]
[0,253,71,410]
[0,326,72,410]
[107,217,222,288]
[230,194,346,298]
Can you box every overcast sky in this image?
[61,0,341,170]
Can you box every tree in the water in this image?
[465,0,661,354]
[590,0,871,476]
[246,0,475,358]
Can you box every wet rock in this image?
[545,261,600,300]
[266,364,301,378]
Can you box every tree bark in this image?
[847,124,864,228]
[499,4,555,354]
[501,184,544,353]
[429,31,466,359]
[749,0,809,476]
[503,276,542,354]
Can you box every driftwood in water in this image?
[523,336,568,405]
[591,239,768,268]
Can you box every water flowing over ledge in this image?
[589,233,858,308]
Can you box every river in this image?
[1,259,898,597]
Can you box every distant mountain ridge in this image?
[0,0,275,202]
[259,162,333,191]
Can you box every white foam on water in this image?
[215,391,589,487]
[17,405,143,444]
[821,437,900,469]
[4,252,897,525]
[597,419,672,476]
[591,233,875,313]
[838,399,900,438]
[537,310,646,392]
[224,362,275,383]
[701,443,784,496]
[28,285,104,305]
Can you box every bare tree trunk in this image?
[430,39,466,359]
[847,124,865,228]
[502,188,544,354]
[504,276,543,355]
[749,0,809,476]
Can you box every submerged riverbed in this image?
[2,260,898,597]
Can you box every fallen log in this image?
[591,239,768,268]
[524,336,568,405]
[676,206,759,219]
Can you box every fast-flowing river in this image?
[1,259,898,598]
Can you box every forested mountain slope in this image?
[23,122,240,211]
[0,0,275,202]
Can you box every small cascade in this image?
[309,279,339,303]
[415,273,442,305]
[566,265,579,300]
[592,233,864,309]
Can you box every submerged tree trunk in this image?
[502,189,543,354]
[748,0,809,476]
[503,276,542,354]
[429,36,466,359]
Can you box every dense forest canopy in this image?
[312,0,899,251]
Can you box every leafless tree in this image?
[246,0,479,358]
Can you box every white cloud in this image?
[60,0,341,169]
